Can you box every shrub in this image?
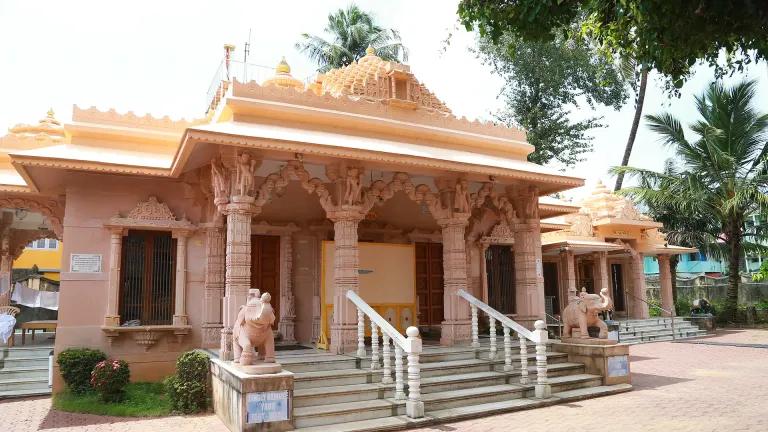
[165,351,210,414]
[57,348,107,394]
[90,359,131,403]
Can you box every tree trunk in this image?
[670,254,678,315]
[614,69,649,191]
[725,218,742,322]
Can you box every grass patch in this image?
[53,382,172,417]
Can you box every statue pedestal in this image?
[553,341,631,386]
[211,357,294,432]
[235,362,283,375]
[560,337,617,346]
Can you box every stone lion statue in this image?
[233,289,276,365]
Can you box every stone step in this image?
[294,368,383,390]
[620,330,707,344]
[0,366,48,380]
[294,361,587,407]
[421,384,524,410]
[0,346,53,360]
[294,398,404,428]
[280,354,358,373]
[619,322,699,332]
[0,387,52,399]
[0,356,49,369]
[294,383,633,432]
[0,376,50,392]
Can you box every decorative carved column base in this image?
[172,314,189,326]
[202,324,224,348]
[278,319,296,344]
[329,324,358,354]
[220,327,234,361]
[440,320,472,346]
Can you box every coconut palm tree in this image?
[296,4,408,72]
[613,80,768,320]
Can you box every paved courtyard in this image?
[2,329,767,432]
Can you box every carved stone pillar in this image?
[658,254,675,316]
[630,251,650,319]
[201,223,225,347]
[512,187,545,327]
[105,228,124,326]
[328,210,365,354]
[558,249,576,315]
[278,234,296,344]
[172,231,191,326]
[592,251,610,298]
[0,233,12,294]
[220,195,259,360]
[438,217,471,346]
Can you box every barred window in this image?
[119,230,176,325]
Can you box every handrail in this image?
[346,290,424,418]
[347,291,410,349]
[457,289,537,342]
[623,290,676,340]
[543,312,563,338]
[456,289,551,399]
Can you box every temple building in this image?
[0,48,689,391]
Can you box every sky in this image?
[1,0,766,200]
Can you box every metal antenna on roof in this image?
[243,28,252,80]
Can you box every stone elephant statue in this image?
[562,287,613,339]
[233,289,276,365]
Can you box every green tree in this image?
[613,80,768,320]
[296,4,408,72]
[477,31,627,166]
[457,0,768,90]
[457,1,768,189]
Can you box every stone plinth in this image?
[211,357,294,432]
[553,341,631,386]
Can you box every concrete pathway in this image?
[1,329,766,432]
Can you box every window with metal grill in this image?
[119,230,176,325]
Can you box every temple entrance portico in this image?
[540,181,697,321]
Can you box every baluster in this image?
[381,333,393,384]
[370,322,379,371]
[488,316,497,360]
[471,305,480,348]
[503,326,513,371]
[533,320,551,398]
[357,308,366,357]
[394,345,405,400]
[518,333,529,385]
[405,327,424,418]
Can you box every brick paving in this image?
[2,329,766,432]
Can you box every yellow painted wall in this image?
[321,241,416,341]
[13,243,63,281]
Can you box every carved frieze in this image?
[108,196,195,231]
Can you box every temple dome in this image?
[8,109,65,141]
[262,57,305,90]
[580,180,651,221]
[318,46,451,114]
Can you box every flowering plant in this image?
[90,359,130,402]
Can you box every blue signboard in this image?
[607,355,629,377]
[246,390,289,424]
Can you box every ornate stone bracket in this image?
[101,325,192,352]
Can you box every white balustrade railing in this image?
[457,289,551,399]
[346,290,424,418]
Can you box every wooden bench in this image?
[21,320,57,345]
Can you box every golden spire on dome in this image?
[365,46,375,56]
[276,57,291,74]
[262,56,304,90]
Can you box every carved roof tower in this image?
[579,180,652,222]
[317,47,451,114]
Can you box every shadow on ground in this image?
[630,372,692,390]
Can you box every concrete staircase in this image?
[618,317,708,344]
[284,341,631,431]
[0,345,52,399]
